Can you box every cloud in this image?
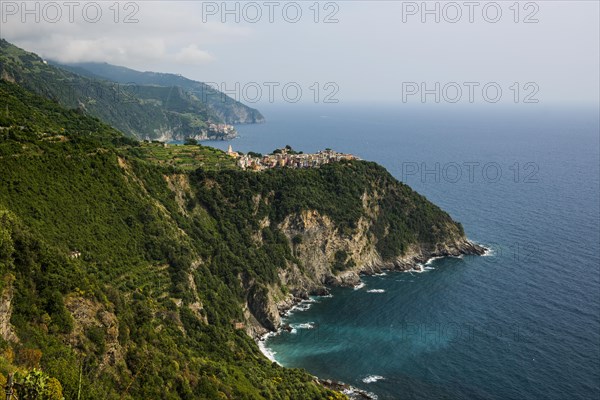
[174,44,215,65]
[0,1,246,69]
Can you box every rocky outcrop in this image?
[245,200,485,336]
[65,296,124,370]
[0,279,19,343]
[318,379,376,399]
[247,286,279,331]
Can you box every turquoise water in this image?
[207,104,600,399]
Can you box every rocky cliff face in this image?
[243,194,485,338]
[208,102,266,125]
[150,129,237,143]
[0,280,19,343]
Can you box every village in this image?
[226,145,359,171]
[204,123,237,140]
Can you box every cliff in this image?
[183,175,484,337]
[56,61,266,125]
[0,79,483,399]
[0,40,262,141]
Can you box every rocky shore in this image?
[318,379,377,399]
[249,232,487,340]
[254,237,486,398]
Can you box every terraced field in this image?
[128,142,238,171]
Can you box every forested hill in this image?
[56,61,265,125]
[0,39,262,141]
[0,80,480,399]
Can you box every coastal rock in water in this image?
[253,204,486,335]
[325,270,361,287]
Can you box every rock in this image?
[249,207,487,336]
[318,379,377,400]
[0,282,19,343]
[312,287,330,296]
[247,285,280,331]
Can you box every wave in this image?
[343,387,379,399]
[469,240,493,257]
[367,289,385,293]
[410,264,426,273]
[354,282,366,290]
[290,322,315,330]
[285,299,317,316]
[362,375,385,383]
[258,332,280,364]
[425,256,443,265]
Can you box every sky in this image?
[0,0,598,105]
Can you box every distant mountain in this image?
[0,40,262,141]
[57,62,265,125]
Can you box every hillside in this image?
[0,80,483,399]
[57,62,265,125]
[0,40,260,141]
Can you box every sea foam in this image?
[291,322,315,330]
[362,375,385,383]
[258,332,279,364]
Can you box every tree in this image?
[14,369,64,400]
[17,349,42,370]
[184,138,198,146]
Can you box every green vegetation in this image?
[0,80,336,398]
[55,61,265,125]
[0,39,260,141]
[127,142,238,171]
[0,78,464,399]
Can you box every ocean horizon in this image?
[206,104,600,399]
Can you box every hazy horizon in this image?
[1,1,598,106]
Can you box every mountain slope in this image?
[57,61,265,125]
[0,80,482,398]
[0,40,257,141]
[0,80,338,398]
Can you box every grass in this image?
[127,142,238,171]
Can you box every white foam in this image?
[425,256,443,265]
[482,247,494,257]
[367,289,385,293]
[362,375,385,383]
[291,322,315,330]
[411,264,425,273]
[343,388,378,400]
[285,300,315,316]
[258,332,280,364]
[297,303,313,311]
[353,282,366,290]
[374,272,387,276]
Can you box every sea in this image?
[204,103,600,400]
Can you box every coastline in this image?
[256,240,489,399]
